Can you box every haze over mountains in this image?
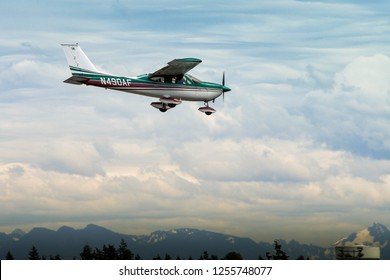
[1,222,389,260]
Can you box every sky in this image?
[1,0,390,246]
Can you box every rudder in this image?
[61,43,98,73]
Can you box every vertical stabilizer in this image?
[61,43,98,73]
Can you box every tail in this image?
[61,43,100,85]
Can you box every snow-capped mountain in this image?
[334,222,389,247]
[146,228,238,244]
[334,222,390,259]
[9,229,26,241]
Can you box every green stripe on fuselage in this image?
[69,67,224,91]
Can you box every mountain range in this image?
[1,222,389,260]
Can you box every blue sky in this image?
[1,0,390,246]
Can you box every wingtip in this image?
[176,58,202,63]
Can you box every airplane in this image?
[61,43,231,115]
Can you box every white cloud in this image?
[334,54,390,107]
[301,54,390,157]
[0,58,63,89]
[38,140,105,176]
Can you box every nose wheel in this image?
[198,101,216,115]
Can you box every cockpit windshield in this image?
[185,74,202,84]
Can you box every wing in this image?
[149,58,202,78]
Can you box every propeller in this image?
[222,72,226,102]
[221,71,231,102]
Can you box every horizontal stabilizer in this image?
[63,76,90,85]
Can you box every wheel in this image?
[159,108,167,112]
[168,104,176,108]
[205,112,212,115]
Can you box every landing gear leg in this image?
[204,102,212,115]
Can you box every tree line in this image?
[5,239,305,260]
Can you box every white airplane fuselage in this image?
[94,75,224,102]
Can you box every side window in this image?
[150,76,165,83]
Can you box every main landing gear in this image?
[151,99,216,115]
[151,102,170,112]
[151,98,182,112]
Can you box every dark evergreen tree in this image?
[102,244,117,260]
[79,242,138,260]
[265,240,289,260]
[117,239,134,260]
[80,244,94,260]
[50,254,61,260]
[6,251,14,260]
[28,246,40,260]
[164,253,172,260]
[93,247,104,260]
[199,251,209,260]
[223,251,243,260]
